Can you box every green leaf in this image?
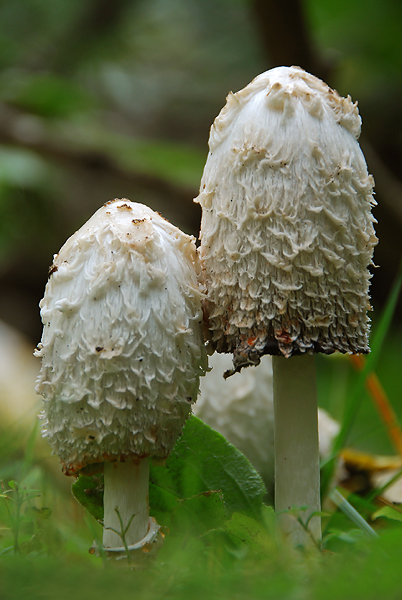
[150,416,266,523]
[221,511,275,555]
[372,506,402,523]
[170,491,226,537]
[148,481,178,525]
[72,417,266,530]
[201,507,277,563]
[323,528,366,552]
[19,532,44,555]
[71,476,104,522]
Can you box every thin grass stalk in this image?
[321,259,402,497]
[350,354,402,457]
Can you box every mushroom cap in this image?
[195,66,377,370]
[35,199,207,475]
[194,352,339,491]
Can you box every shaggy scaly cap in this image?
[195,66,377,371]
[35,199,207,475]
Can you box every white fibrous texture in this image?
[195,66,377,370]
[194,352,339,491]
[35,199,207,475]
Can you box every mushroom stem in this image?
[273,354,321,546]
[103,458,150,550]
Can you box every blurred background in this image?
[0,0,401,345]
[0,0,402,457]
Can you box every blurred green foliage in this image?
[307,0,402,88]
[0,0,401,340]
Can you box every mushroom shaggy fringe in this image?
[35,199,207,476]
[195,66,377,373]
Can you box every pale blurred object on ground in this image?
[374,470,402,503]
[195,352,340,493]
[340,448,402,504]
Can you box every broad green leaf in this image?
[323,528,366,553]
[148,481,177,525]
[170,491,226,537]
[150,416,266,523]
[222,512,274,554]
[71,476,104,523]
[262,505,277,533]
[204,507,277,562]
[19,533,43,555]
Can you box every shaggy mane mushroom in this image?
[195,66,377,545]
[35,198,207,558]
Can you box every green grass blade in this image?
[330,489,378,539]
[321,259,402,497]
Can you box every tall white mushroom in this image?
[195,66,377,545]
[35,198,207,557]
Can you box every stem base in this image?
[103,458,150,550]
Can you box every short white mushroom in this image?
[35,198,207,557]
[195,66,377,545]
